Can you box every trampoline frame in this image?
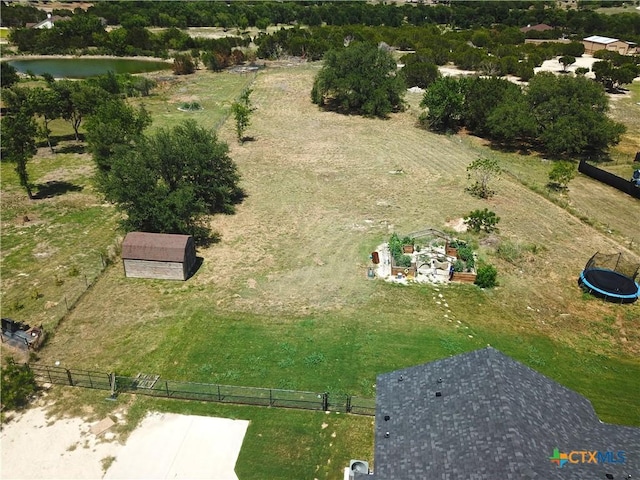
[579,269,640,303]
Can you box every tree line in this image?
[7,12,638,90]
[4,1,639,42]
[7,13,249,58]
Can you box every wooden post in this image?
[66,369,73,386]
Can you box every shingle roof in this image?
[121,232,193,262]
[520,23,554,32]
[365,347,639,480]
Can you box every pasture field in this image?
[1,63,639,479]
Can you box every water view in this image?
[7,57,171,78]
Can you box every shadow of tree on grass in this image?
[33,181,83,199]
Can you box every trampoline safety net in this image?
[585,252,640,281]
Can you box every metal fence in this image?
[30,364,376,416]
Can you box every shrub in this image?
[466,158,501,199]
[464,208,500,233]
[548,161,576,190]
[396,255,413,268]
[1,358,37,410]
[475,264,498,288]
[388,233,414,266]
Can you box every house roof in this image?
[364,347,640,480]
[121,232,193,262]
[30,15,71,29]
[520,23,554,32]
[584,35,620,45]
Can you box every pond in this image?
[7,57,171,79]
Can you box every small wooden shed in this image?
[122,232,196,281]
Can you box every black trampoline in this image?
[578,252,640,303]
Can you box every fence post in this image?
[165,381,169,397]
[322,392,329,411]
[346,395,352,413]
[269,389,273,407]
[66,369,74,386]
[88,372,93,388]
[217,385,221,401]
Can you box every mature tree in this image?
[311,42,405,118]
[559,55,576,72]
[592,60,615,90]
[99,120,244,241]
[85,98,151,172]
[486,88,538,146]
[1,88,38,198]
[1,62,20,88]
[560,41,585,57]
[548,161,576,190]
[612,64,639,91]
[527,72,625,156]
[400,55,440,89]
[52,80,105,141]
[0,359,37,410]
[420,76,468,133]
[231,88,254,144]
[466,158,501,199]
[27,87,63,153]
[464,77,522,137]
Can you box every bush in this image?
[464,208,500,233]
[475,264,498,288]
[1,358,37,410]
[396,255,413,268]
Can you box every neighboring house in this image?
[354,347,639,480]
[583,35,637,55]
[520,23,554,33]
[121,232,197,281]
[29,13,70,29]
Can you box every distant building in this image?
[29,13,70,29]
[583,35,637,55]
[520,23,554,33]
[354,347,639,479]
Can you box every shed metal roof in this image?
[122,232,193,262]
[365,347,640,480]
[584,35,619,44]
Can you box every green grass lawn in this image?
[2,62,639,480]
